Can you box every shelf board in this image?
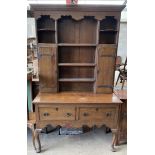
[100,29,117,32]
[38,28,55,31]
[58,63,96,67]
[58,43,97,46]
[59,78,95,82]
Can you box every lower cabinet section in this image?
[36,104,119,129]
[32,93,123,153]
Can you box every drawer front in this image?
[39,107,75,121]
[79,107,116,121]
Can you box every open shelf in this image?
[100,16,117,30]
[99,31,117,44]
[38,31,55,43]
[59,78,95,82]
[58,63,96,67]
[58,46,95,63]
[58,43,97,46]
[58,16,97,44]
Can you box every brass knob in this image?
[83,113,89,117]
[66,113,72,117]
[106,112,112,117]
[43,112,49,116]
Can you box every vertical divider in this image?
[55,20,58,44]
[96,20,100,44]
[94,20,100,93]
[55,20,59,91]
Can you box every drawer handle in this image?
[96,108,99,111]
[56,108,58,111]
[83,113,89,117]
[43,112,49,116]
[66,113,72,117]
[106,112,112,117]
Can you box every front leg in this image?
[33,129,42,153]
[111,129,118,152]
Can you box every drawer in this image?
[79,107,116,121]
[39,107,75,121]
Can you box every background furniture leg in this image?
[115,72,120,86]
[121,77,125,89]
[111,129,118,152]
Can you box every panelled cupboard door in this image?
[38,44,58,92]
[95,45,116,93]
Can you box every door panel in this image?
[38,44,58,92]
[95,45,116,93]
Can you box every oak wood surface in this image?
[33,92,122,104]
[30,4,125,152]
[38,44,57,92]
[95,44,116,93]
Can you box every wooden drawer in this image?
[39,107,75,121]
[79,107,116,121]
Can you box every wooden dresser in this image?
[30,4,125,153]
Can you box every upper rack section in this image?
[37,15,119,44]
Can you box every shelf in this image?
[58,43,97,46]
[59,78,95,82]
[58,63,96,67]
[100,29,117,32]
[38,28,55,31]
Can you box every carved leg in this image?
[111,129,118,152]
[34,129,42,153]
[27,123,36,151]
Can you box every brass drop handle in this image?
[43,112,49,116]
[106,112,112,117]
[66,113,72,117]
[83,113,89,117]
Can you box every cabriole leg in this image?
[34,129,42,153]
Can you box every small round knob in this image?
[106,112,111,117]
[66,113,72,117]
[43,112,49,116]
[83,113,89,117]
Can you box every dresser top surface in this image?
[33,92,122,104]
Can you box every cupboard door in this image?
[95,45,116,93]
[38,44,58,92]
